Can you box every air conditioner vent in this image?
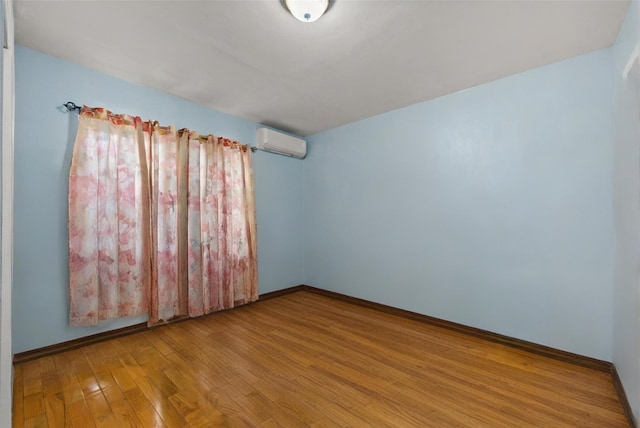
[256,128,306,159]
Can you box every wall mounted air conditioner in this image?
[256,128,306,159]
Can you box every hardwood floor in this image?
[13,291,630,427]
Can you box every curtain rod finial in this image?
[62,102,81,113]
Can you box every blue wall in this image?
[612,1,640,422]
[304,49,614,360]
[13,46,304,353]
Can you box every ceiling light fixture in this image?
[283,0,330,23]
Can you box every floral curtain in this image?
[148,127,258,324]
[68,109,150,325]
[68,106,258,327]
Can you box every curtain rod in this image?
[61,101,257,152]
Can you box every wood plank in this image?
[23,392,45,421]
[22,360,42,397]
[65,399,95,428]
[13,364,25,427]
[122,386,167,427]
[23,413,48,428]
[41,368,64,428]
[83,389,112,427]
[93,370,144,428]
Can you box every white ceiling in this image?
[15,0,630,136]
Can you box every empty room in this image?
[1,0,639,426]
